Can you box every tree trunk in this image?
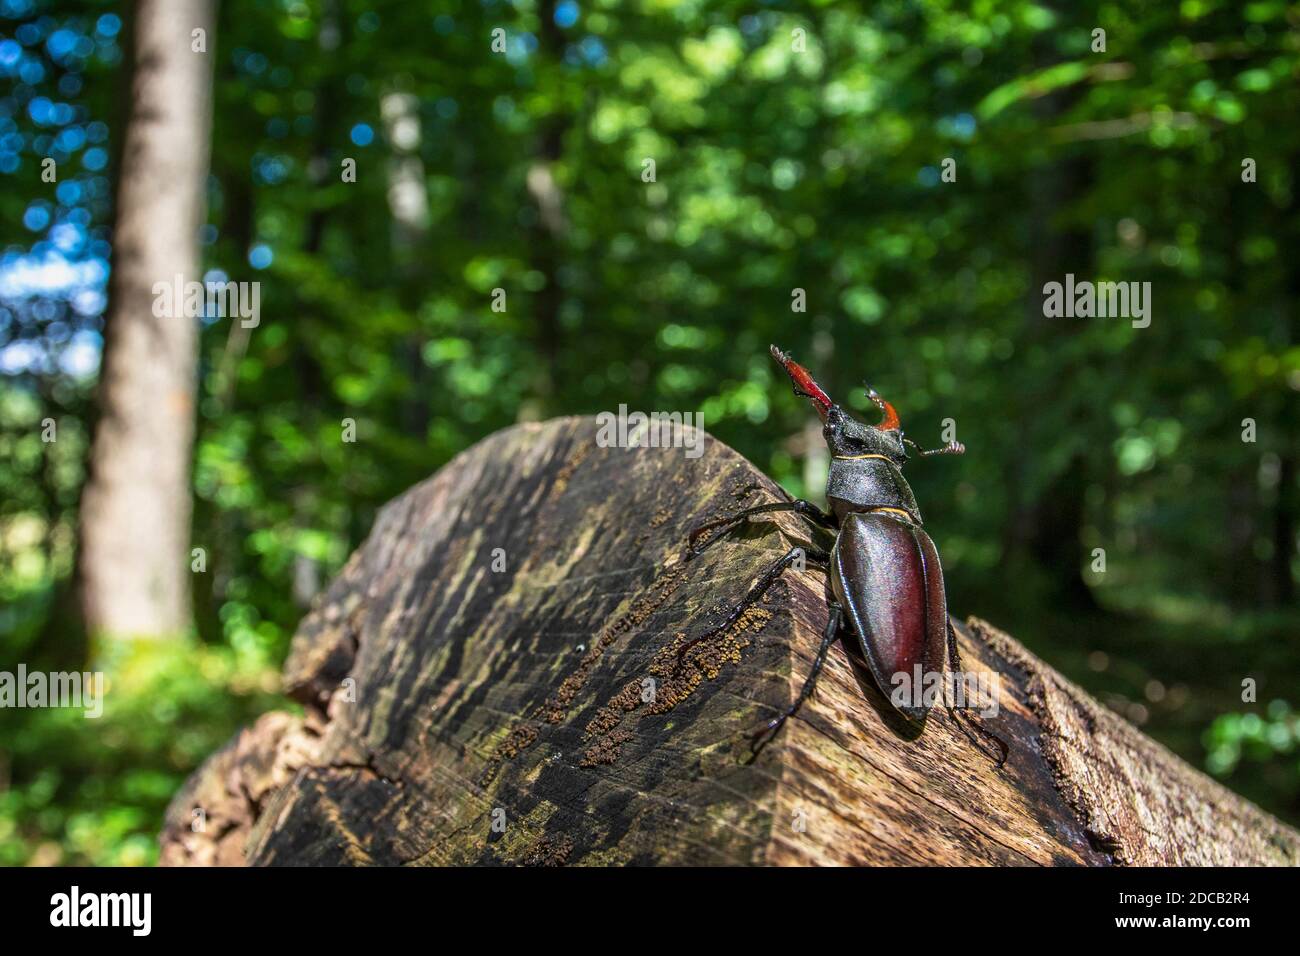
[77,0,215,639]
[160,418,1300,866]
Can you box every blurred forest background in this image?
[1,0,1298,865]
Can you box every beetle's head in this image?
[770,344,907,463]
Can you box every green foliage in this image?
[0,637,284,866]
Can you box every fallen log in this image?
[160,417,1300,866]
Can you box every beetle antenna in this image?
[904,437,966,458]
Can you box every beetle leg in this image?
[687,499,836,558]
[944,622,1009,767]
[675,545,829,666]
[749,602,843,756]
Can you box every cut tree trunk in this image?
[77,0,215,639]
[160,417,1300,866]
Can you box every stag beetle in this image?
[684,345,1006,765]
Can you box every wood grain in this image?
[160,416,1300,866]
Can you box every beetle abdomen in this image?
[827,457,921,524]
[830,511,949,720]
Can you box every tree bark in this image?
[78,0,215,639]
[160,417,1299,866]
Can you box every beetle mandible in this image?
[684,345,1006,765]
